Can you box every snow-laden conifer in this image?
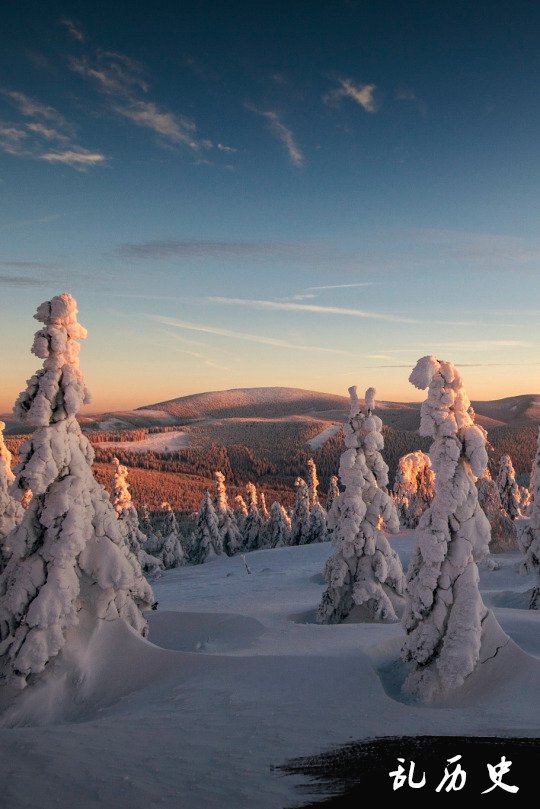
[402,356,495,702]
[191,491,222,564]
[0,422,24,564]
[307,458,320,508]
[259,491,270,522]
[476,472,517,553]
[307,501,328,543]
[317,387,404,624]
[326,475,340,513]
[111,457,163,576]
[243,482,264,551]
[0,293,154,688]
[496,454,522,519]
[393,451,435,529]
[517,428,540,608]
[290,477,311,545]
[213,471,242,556]
[267,501,291,547]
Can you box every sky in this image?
[1,0,539,413]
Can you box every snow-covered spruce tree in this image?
[213,471,242,556]
[243,482,264,551]
[517,428,540,606]
[267,501,291,547]
[393,451,435,529]
[156,502,186,568]
[476,472,517,553]
[317,387,404,625]
[307,501,328,543]
[259,491,270,522]
[496,454,522,519]
[307,458,320,508]
[326,475,340,513]
[290,477,311,545]
[111,458,163,576]
[0,421,24,564]
[0,293,154,688]
[191,491,222,564]
[401,356,496,702]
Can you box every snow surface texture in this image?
[476,473,518,553]
[307,423,341,450]
[317,386,405,625]
[0,422,24,564]
[402,355,500,703]
[0,294,154,688]
[393,450,435,529]
[111,458,163,577]
[518,427,540,607]
[497,453,522,519]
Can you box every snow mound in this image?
[147,611,265,653]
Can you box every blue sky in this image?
[1,0,539,411]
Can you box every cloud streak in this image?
[247,105,303,166]
[324,78,377,112]
[117,238,329,261]
[152,315,355,356]
[60,18,85,42]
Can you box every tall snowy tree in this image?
[0,293,154,688]
[496,454,522,519]
[259,491,270,522]
[517,428,540,608]
[402,356,495,702]
[213,471,242,556]
[393,451,435,529]
[243,482,264,551]
[157,502,186,569]
[326,475,340,513]
[307,501,328,543]
[476,472,517,553]
[191,491,222,564]
[317,387,404,625]
[234,494,248,535]
[111,457,163,576]
[307,458,320,508]
[0,421,24,565]
[267,501,291,547]
[290,477,311,545]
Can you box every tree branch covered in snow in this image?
[517,428,540,607]
[0,422,24,565]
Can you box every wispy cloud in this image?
[60,17,85,43]
[152,315,355,356]
[39,149,107,168]
[70,51,214,152]
[117,238,326,261]
[324,78,377,112]
[217,143,237,153]
[0,88,105,170]
[0,274,46,287]
[307,282,376,291]
[207,295,420,324]
[247,105,303,166]
[0,259,56,269]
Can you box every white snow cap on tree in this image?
[317,386,404,624]
[326,475,340,514]
[517,428,540,606]
[0,293,154,688]
[393,451,435,529]
[213,471,242,556]
[0,422,24,563]
[402,356,498,702]
[496,454,522,520]
[267,501,291,547]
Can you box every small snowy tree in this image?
[402,356,495,702]
[517,428,540,608]
[267,501,291,547]
[213,471,242,556]
[476,472,517,553]
[317,387,404,625]
[234,494,248,537]
[259,491,270,522]
[243,482,264,551]
[111,457,163,576]
[393,451,435,529]
[191,491,222,564]
[307,501,328,543]
[307,458,320,508]
[0,422,24,565]
[290,477,311,545]
[156,502,186,568]
[496,454,522,519]
[0,293,154,688]
[326,475,340,513]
